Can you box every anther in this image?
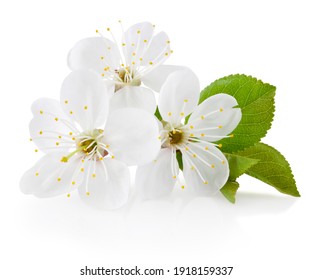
[61,157,68,163]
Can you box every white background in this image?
[1,0,311,279]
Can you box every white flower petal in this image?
[159,69,200,124]
[182,142,229,195]
[141,31,170,66]
[135,148,177,199]
[29,98,77,153]
[60,70,111,131]
[20,153,83,198]
[141,65,186,92]
[29,117,75,153]
[31,98,72,119]
[103,108,160,166]
[110,86,156,113]
[68,37,120,75]
[188,94,242,142]
[123,22,154,65]
[78,158,130,210]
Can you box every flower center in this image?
[115,67,141,91]
[78,129,107,157]
[162,122,189,149]
[169,130,183,145]
[61,129,107,162]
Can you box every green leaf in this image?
[220,181,240,203]
[176,150,183,170]
[225,153,259,181]
[220,154,258,203]
[199,74,275,153]
[236,143,300,197]
[154,106,162,121]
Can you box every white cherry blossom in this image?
[135,69,242,198]
[68,21,185,113]
[20,70,160,209]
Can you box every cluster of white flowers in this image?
[20,22,241,209]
